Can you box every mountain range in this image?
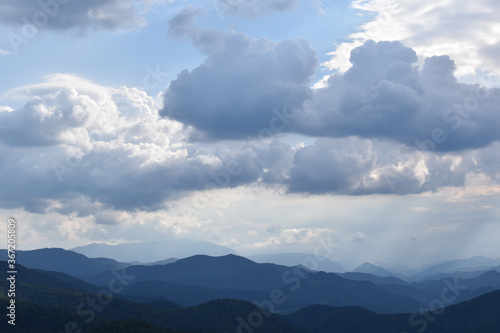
[249,253,347,273]
[71,239,236,262]
[2,247,500,332]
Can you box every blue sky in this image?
[0,0,499,267]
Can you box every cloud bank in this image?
[1,13,499,218]
[163,12,500,152]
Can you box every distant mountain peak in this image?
[352,262,395,277]
[249,252,347,273]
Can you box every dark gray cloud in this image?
[161,7,317,140]
[0,0,148,32]
[215,0,298,17]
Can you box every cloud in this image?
[266,224,283,234]
[0,49,14,56]
[0,0,158,33]
[324,0,500,79]
[214,0,298,17]
[165,13,500,152]
[297,40,500,152]
[3,40,499,216]
[287,138,377,194]
[161,7,317,140]
[344,232,368,242]
[0,75,300,213]
[284,135,484,195]
[252,227,336,247]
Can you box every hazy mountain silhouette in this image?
[352,262,397,277]
[71,239,236,262]
[406,256,500,281]
[373,270,500,305]
[0,248,129,277]
[80,254,422,313]
[339,272,409,286]
[249,253,347,273]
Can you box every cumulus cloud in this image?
[164,12,500,152]
[2,38,500,216]
[297,40,500,152]
[161,7,317,140]
[0,75,298,213]
[1,72,498,216]
[0,0,159,33]
[214,0,298,17]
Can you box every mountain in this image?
[80,254,423,313]
[372,261,419,276]
[120,280,271,307]
[374,270,500,305]
[149,258,179,265]
[89,320,193,333]
[415,267,500,282]
[0,248,129,277]
[0,297,304,333]
[407,256,500,281]
[0,261,99,295]
[72,239,236,262]
[283,289,500,333]
[339,272,409,286]
[249,253,347,273]
[0,290,301,333]
[0,262,301,332]
[352,262,397,277]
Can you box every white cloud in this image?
[0,75,296,213]
[344,232,368,242]
[250,227,337,247]
[324,0,500,83]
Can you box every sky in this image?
[0,0,499,267]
